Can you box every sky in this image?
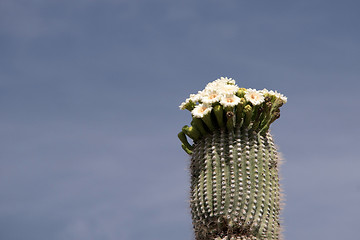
[1,0,359,239]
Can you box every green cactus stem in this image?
[214,105,225,128]
[189,127,282,240]
[179,77,287,240]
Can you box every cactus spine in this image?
[179,77,287,240]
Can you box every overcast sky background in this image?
[1,0,359,239]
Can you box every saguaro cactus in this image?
[178,77,287,240]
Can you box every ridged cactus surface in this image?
[178,77,287,240]
[190,128,281,240]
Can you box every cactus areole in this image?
[178,77,287,240]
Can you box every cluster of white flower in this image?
[179,77,287,119]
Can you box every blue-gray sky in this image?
[1,0,359,239]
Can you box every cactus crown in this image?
[178,77,287,155]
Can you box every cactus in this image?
[178,78,287,240]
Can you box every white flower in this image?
[191,103,212,118]
[273,90,287,103]
[260,88,270,95]
[244,89,265,105]
[179,101,187,110]
[179,98,191,110]
[205,77,236,92]
[201,90,221,104]
[204,82,220,92]
[189,93,202,103]
[204,83,217,92]
[220,94,241,107]
[261,89,287,103]
[217,84,239,95]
